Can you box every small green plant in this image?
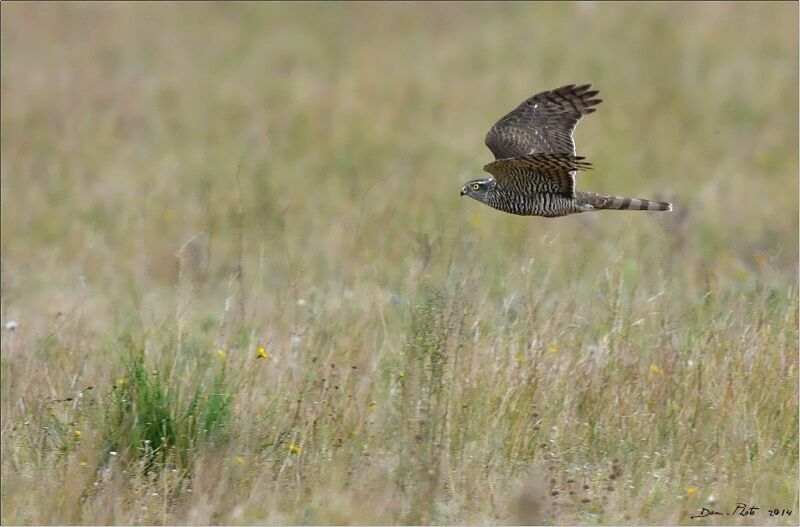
[104,336,232,472]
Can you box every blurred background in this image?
[2,2,797,301]
[1,2,797,525]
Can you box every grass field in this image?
[1,2,798,525]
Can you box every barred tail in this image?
[576,191,672,212]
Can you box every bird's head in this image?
[460,177,496,202]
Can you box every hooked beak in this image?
[460,186,467,197]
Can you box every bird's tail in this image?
[576,191,672,212]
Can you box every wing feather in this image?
[483,153,592,198]
[485,84,602,159]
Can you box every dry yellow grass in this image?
[1,2,798,525]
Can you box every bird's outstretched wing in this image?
[484,153,593,198]
[485,84,602,160]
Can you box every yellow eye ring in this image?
[471,183,480,190]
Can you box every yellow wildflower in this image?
[649,364,663,375]
[115,377,127,386]
[687,486,698,496]
[289,443,302,454]
[80,461,88,467]
[73,430,82,438]
[257,346,271,360]
[468,213,484,229]
[217,349,227,360]
[233,455,245,465]
[549,347,559,354]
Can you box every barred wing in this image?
[485,84,602,159]
[483,153,593,198]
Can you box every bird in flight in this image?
[460,84,672,217]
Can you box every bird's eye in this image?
[472,183,481,190]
